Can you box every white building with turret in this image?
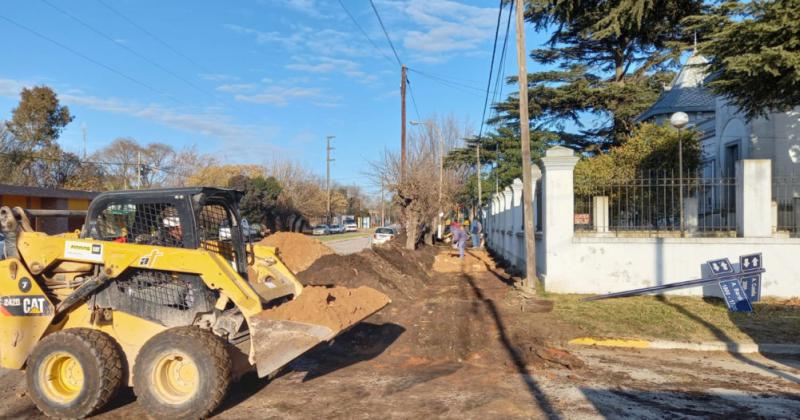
[637,51,800,180]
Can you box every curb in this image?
[568,337,800,355]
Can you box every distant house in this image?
[637,50,800,180]
[0,185,98,234]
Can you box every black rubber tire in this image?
[133,327,231,420]
[26,328,124,419]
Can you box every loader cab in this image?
[82,187,249,275]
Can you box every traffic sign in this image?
[707,258,734,276]
[739,253,762,273]
[718,279,753,312]
[740,274,761,303]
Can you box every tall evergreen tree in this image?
[687,0,800,118]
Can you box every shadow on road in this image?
[216,322,405,415]
[460,271,560,419]
[656,295,800,385]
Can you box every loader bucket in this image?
[249,285,391,377]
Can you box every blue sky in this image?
[0,0,550,193]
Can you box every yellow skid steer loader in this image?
[0,187,389,419]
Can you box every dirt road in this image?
[1,246,798,418]
[326,235,372,255]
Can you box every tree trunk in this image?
[404,212,418,250]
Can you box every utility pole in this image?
[380,175,385,227]
[137,150,142,190]
[326,135,335,225]
[81,123,87,160]
[400,65,407,180]
[476,142,482,214]
[515,0,537,292]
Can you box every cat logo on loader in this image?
[0,187,390,419]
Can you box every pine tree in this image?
[688,0,800,118]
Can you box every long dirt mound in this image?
[261,285,391,331]
[260,232,333,273]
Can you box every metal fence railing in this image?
[575,171,738,236]
[773,172,800,237]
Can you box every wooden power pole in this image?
[515,0,537,291]
[326,135,335,224]
[400,65,407,180]
[476,142,482,213]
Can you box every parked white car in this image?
[312,225,330,235]
[371,227,396,245]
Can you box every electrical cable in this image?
[368,0,402,66]
[0,13,185,105]
[336,0,396,67]
[41,0,211,98]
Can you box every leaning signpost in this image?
[584,253,764,313]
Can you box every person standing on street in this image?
[470,218,482,249]
[451,222,467,259]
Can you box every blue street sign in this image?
[708,258,734,276]
[718,279,753,312]
[739,253,762,273]
[740,274,761,303]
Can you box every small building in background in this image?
[0,185,98,234]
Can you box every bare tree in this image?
[373,115,468,250]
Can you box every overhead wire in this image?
[0,13,185,105]
[40,0,211,99]
[368,0,402,66]
[491,2,514,193]
[95,0,214,74]
[477,0,506,147]
[0,151,177,175]
[336,0,396,68]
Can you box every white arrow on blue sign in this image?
[740,274,761,303]
[739,253,762,273]
[718,279,753,312]
[707,258,734,276]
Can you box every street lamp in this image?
[670,111,689,236]
[410,120,444,239]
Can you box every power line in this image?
[41,0,210,98]
[0,151,177,175]
[477,0,506,145]
[95,0,213,74]
[336,0,395,67]
[0,13,184,105]
[407,68,485,94]
[406,77,422,122]
[368,0,402,66]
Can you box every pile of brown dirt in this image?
[432,251,491,273]
[297,250,427,302]
[261,285,391,331]
[296,241,582,371]
[260,232,333,273]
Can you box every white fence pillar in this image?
[541,146,580,285]
[736,159,772,238]
[592,196,609,233]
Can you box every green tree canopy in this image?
[574,123,701,194]
[228,175,283,225]
[687,0,800,118]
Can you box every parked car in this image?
[372,227,397,245]
[329,224,345,234]
[312,224,330,235]
[343,218,358,232]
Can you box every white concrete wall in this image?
[484,148,800,298]
[550,236,799,297]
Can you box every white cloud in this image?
[233,86,323,106]
[224,24,368,58]
[215,83,257,93]
[285,57,377,83]
[199,73,239,81]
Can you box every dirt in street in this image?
[259,232,332,273]
[2,239,799,418]
[260,286,391,331]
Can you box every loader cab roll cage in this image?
[81,187,250,275]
